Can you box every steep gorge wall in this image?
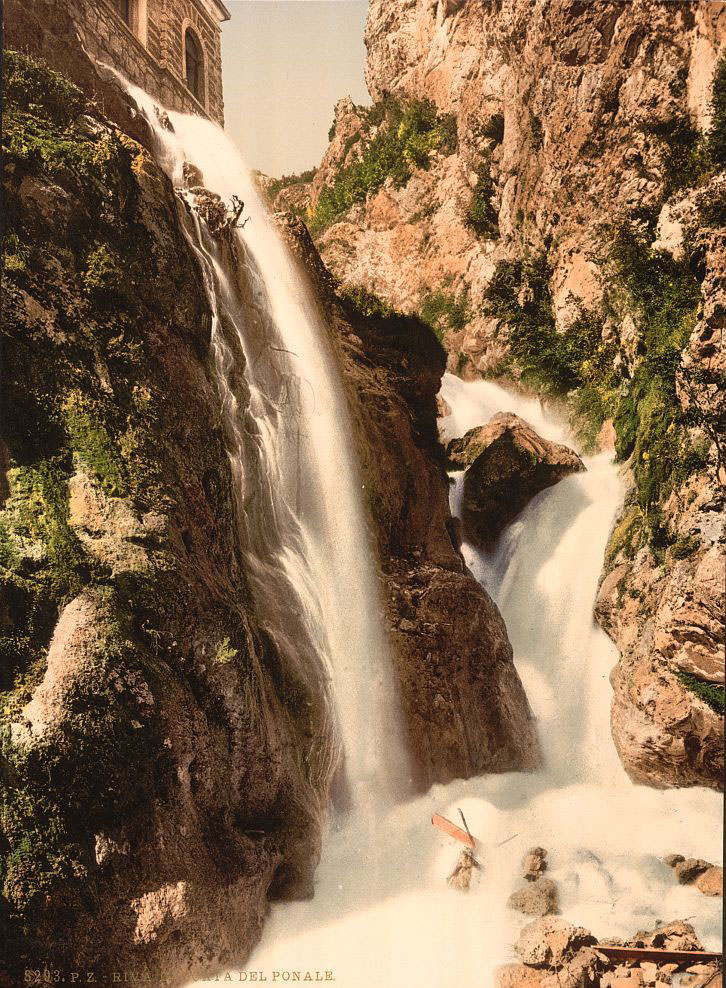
[276,0,726,790]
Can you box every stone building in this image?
[65,0,230,125]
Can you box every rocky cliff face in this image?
[272,0,726,791]
[1,9,538,981]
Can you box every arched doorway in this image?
[184,27,205,105]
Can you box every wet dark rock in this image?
[449,414,585,546]
[673,858,712,885]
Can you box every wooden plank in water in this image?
[431,813,476,848]
[595,945,723,965]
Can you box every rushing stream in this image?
[116,88,721,987]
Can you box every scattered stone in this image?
[694,866,723,897]
[627,920,703,952]
[663,854,685,868]
[674,858,712,885]
[639,962,659,984]
[515,917,596,967]
[523,846,548,881]
[494,964,546,988]
[507,877,559,916]
[540,946,603,988]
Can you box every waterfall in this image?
[125,83,410,808]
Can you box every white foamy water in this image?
[113,82,721,987]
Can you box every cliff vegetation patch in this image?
[483,224,710,550]
[309,98,457,234]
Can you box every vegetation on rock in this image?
[309,98,457,234]
[466,161,499,239]
[483,221,709,549]
[420,284,471,343]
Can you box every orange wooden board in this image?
[595,946,723,965]
[431,813,476,848]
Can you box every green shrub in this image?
[339,284,397,319]
[466,161,499,238]
[645,114,711,195]
[675,670,725,715]
[483,223,706,526]
[266,168,317,202]
[83,244,123,294]
[309,98,457,234]
[420,286,470,341]
[339,284,446,363]
[4,232,30,273]
[3,50,86,127]
[670,533,702,560]
[481,113,504,144]
[606,224,703,525]
[483,254,617,418]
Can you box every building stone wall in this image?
[62,0,227,125]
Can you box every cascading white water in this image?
[123,82,410,806]
[190,373,720,986]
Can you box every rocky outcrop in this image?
[1,47,337,984]
[663,855,724,896]
[449,414,585,545]
[594,209,725,791]
[280,215,541,787]
[507,878,559,918]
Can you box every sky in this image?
[221,1,370,177]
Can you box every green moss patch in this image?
[62,393,127,496]
[675,671,725,715]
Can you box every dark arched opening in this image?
[114,0,131,26]
[184,27,205,105]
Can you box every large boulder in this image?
[448,414,585,545]
[508,878,559,917]
[516,918,596,968]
